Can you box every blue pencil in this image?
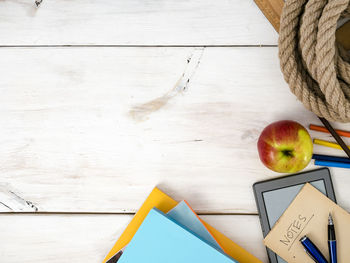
[315,159,350,169]
[312,154,350,163]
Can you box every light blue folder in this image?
[167,200,223,251]
[118,208,238,263]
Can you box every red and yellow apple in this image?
[257,120,313,173]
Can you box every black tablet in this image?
[253,168,336,263]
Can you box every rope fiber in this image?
[279,0,350,122]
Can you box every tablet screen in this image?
[262,180,327,263]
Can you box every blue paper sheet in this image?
[118,208,237,263]
[167,200,223,251]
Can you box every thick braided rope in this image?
[279,0,350,122]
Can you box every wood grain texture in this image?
[0,214,268,263]
[2,1,349,262]
[0,0,277,46]
[254,0,283,31]
[1,47,350,213]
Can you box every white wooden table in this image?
[1,1,350,262]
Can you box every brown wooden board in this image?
[254,0,349,50]
[254,0,283,32]
[337,21,350,50]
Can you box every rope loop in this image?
[279,0,350,122]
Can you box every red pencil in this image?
[309,124,350,138]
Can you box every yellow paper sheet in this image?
[103,187,262,263]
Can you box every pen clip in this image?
[304,249,318,263]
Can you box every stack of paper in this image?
[103,187,262,263]
[118,208,236,263]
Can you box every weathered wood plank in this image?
[0,214,268,263]
[0,0,277,45]
[1,47,350,213]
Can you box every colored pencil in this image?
[313,139,347,150]
[318,117,350,159]
[315,159,350,169]
[312,154,350,163]
[310,124,350,138]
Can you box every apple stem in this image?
[282,149,294,157]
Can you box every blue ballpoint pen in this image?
[300,236,328,263]
[328,213,337,263]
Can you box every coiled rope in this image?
[279,0,350,122]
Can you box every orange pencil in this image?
[309,124,350,138]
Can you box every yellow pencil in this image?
[313,139,349,150]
